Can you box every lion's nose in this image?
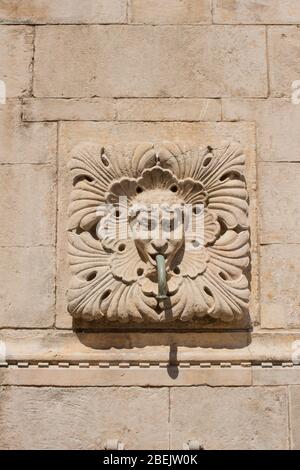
[151,239,168,253]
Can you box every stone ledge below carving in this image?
[0,330,299,363]
[1,330,300,386]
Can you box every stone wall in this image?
[1,0,300,450]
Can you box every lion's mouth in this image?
[148,251,172,269]
[149,252,167,261]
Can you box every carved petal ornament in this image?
[68,142,250,324]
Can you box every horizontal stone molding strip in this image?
[1,331,300,385]
[1,331,300,364]
[0,361,299,369]
[1,365,300,387]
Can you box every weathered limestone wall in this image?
[1,0,300,449]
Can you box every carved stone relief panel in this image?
[67,142,249,325]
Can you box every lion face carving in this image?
[67,142,250,324]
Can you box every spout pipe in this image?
[156,254,168,300]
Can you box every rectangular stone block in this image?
[0,165,56,246]
[0,26,33,97]
[0,387,169,449]
[268,26,300,97]
[0,100,57,163]
[253,368,300,386]
[258,163,300,244]
[260,245,300,329]
[0,247,55,328]
[22,98,116,121]
[129,0,212,24]
[290,386,300,450]
[117,98,221,121]
[213,0,300,24]
[56,121,257,329]
[171,387,289,449]
[34,25,267,98]
[222,98,300,162]
[0,0,127,24]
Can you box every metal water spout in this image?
[155,254,168,300]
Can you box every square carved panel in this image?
[67,141,250,325]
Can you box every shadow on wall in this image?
[75,330,251,350]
